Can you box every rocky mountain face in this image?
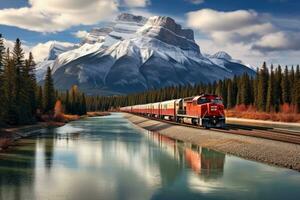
[36,13,255,95]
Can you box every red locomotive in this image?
[120,94,225,128]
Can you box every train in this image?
[120,94,226,128]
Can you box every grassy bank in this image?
[226,104,300,123]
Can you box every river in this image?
[0,113,299,200]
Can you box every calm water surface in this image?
[0,113,300,200]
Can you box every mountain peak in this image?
[146,16,194,41]
[211,51,232,60]
[116,13,147,23]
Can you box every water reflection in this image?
[146,132,225,179]
[0,113,299,200]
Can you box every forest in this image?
[0,35,87,127]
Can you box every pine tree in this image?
[274,65,282,112]
[13,38,33,124]
[80,93,87,115]
[0,34,5,126]
[43,67,55,113]
[227,79,233,109]
[253,68,259,108]
[281,65,290,104]
[257,62,269,111]
[36,86,43,112]
[25,52,37,117]
[239,73,251,105]
[2,48,18,124]
[266,65,275,112]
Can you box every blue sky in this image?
[0,0,299,66]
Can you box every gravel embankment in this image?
[124,113,300,171]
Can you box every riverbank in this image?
[124,113,300,171]
[0,112,111,151]
[0,122,64,150]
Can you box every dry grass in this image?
[226,104,300,123]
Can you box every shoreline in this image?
[0,121,65,151]
[0,112,111,151]
[124,113,300,171]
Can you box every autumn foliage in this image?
[226,104,300,122]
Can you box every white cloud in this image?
[123,0,150,7]
[73,30,89,39]
[186,8,300,55]
[0,0,118,32]
[187,9,260,32]
[198,38,300,68]
[253,31,300,52]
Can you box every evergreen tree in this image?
[80,93,87,115]
[274,65,282,111]
[36,86,43,112]
[2,48,18,124]
[266,65,275,112]
[13,38,33,124]
[25,52,37,116]
[281,65,290,104]
[239,73,251,105]
[227,79,233,109]
[257,62,269,111]
[0,34,5,125]
[43,67,55,113]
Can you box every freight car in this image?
[120,94,225,128]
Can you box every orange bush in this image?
[226,104,300,123]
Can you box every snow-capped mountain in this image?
[35,41,77,81]
[36,13,255,95]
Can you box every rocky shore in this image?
[124,113,300,171]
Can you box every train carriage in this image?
[160,99,177,119]
[121,94,225,128]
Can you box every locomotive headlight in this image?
[211,106,217,111]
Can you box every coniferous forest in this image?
[86,62,300,114]
[0,35,87,127]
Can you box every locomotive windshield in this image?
[197,97,210,104]
[212,98,223,104]
[197,96,223,105]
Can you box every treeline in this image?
[0,35,87,127]
[61,85,87,116]
[86,62,300,113]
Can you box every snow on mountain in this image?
[36,13,255,95]
[34,41,78,80]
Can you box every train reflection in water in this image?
[146,131,225,179]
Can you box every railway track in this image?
[130,113,300,145]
